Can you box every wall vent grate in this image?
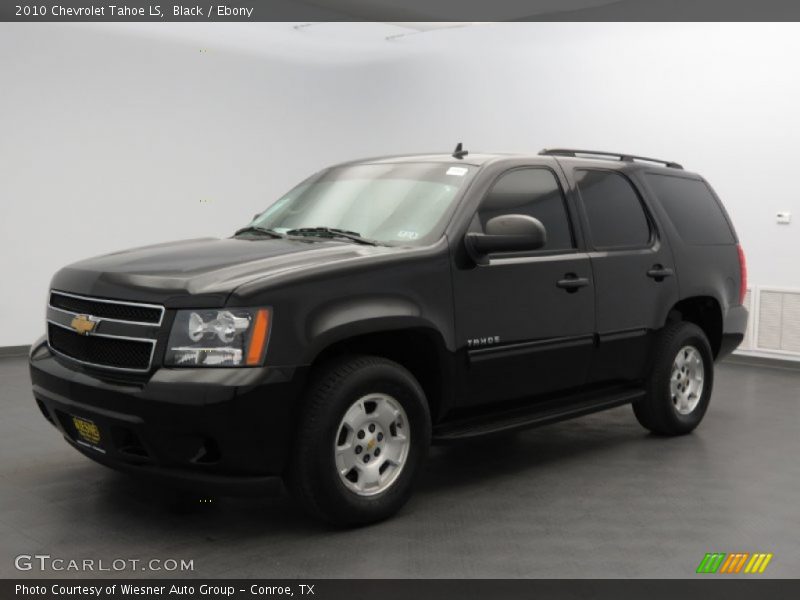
[755,288,800,355]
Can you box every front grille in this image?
[48,323,154,370]
[46,291,163,372]
[50,291,163,324]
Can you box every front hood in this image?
[51,237,399,307]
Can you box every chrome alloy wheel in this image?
[334,393,410,496]
[670,345,705,415]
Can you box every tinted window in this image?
[476,168,573,252]
[576,170,651,248]
[646,174,735,245]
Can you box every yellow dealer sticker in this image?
[72,416,101,446]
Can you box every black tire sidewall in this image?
[651,323,714,433]
[295,358,431,525]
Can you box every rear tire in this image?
[285,355,431,526]
[633,321,714,436]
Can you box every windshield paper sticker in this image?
[446,166,469,177]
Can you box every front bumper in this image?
[29,338,304,494]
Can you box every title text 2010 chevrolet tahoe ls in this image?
[29,147,748,525]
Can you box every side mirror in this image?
[465,214,547,264]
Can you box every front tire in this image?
[286,355,431,526]
[633,321,714,436]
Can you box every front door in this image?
[452,166,595,407]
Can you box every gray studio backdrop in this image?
[1,22,799,355]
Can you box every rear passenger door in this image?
[566,167,679,384]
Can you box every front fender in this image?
[303,295,449,364]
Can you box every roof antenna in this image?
[452,142,468,159]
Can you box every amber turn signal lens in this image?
[246,309,271,366]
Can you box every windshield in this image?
[248,162,476,245]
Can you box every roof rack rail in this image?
[539,148,683,170]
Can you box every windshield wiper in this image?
[233,225,286,239]
[285,227,384,246]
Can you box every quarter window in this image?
[645,174,735,245]
[576,170,651,249]
[475,168,574,252]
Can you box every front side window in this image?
[575,170,651,249]
[250,163,476,245]
[473,167,574,252]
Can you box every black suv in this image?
[29,147,748,525]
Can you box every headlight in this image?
[165,308,271,367]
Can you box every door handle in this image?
[647,265,674,281]
[556,274,590,293]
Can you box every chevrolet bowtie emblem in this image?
[70,314,97,335]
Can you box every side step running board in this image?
[433,389,645,443]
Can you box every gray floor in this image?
[1,355,798,579]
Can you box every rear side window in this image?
[476,167,574,252]
[645,174,735,245]
[575,170,651,249]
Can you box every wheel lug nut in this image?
[377,433,384,441]
[357,430,365,439]
[355,445,362,454]
[368,424,376,433]
[374,448,381,457]
[363,455,370,463]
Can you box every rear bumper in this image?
[29,338,305,494]
[718,304,749,360]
